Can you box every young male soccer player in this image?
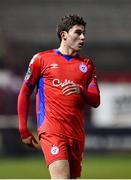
[18,14,100,179]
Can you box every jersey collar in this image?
[54,49,79,61]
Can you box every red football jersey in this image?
[19,49,100,141]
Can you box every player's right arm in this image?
[17,53,41,148]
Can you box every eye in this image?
[75,30,86,36]
[75,30,82,35]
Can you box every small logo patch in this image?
[24,67,32,80]
[51,145,59,155]
[79,64,87,73]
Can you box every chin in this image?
[77,47,82,51]
[72,47,81,53]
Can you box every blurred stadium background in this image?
[0,0,131,178]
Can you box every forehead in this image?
[69,25,85,32]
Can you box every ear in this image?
[60,31,67,40]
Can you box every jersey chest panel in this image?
[41,56,90,87]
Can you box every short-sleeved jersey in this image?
[24,49,99,141]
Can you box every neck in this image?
[58,43,78,56]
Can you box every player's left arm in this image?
[62,62,100,108]
[80,63,100,108]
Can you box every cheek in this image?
[67,36,78,44]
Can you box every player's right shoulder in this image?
[33,49,54,59]
[36,49,54,57]
[29,50,53,64]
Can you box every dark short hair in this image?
[56,14,86,41]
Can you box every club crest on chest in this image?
[79,64,88,73]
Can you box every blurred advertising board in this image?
[92,73,131,127]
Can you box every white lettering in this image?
[52,78,74,87]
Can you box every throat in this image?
[58,47,77,56]
[55,49,79,61]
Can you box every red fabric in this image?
[17,49,100,141]
[40,133,84,178]
[17,83,33,138]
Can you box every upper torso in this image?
[25,49,95,140]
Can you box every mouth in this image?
[79,42,84,48]
[79,42,84,47]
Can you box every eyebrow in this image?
[75,29,86,33]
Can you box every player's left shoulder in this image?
[80,55,95,66]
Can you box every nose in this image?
[80,33,85,40]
